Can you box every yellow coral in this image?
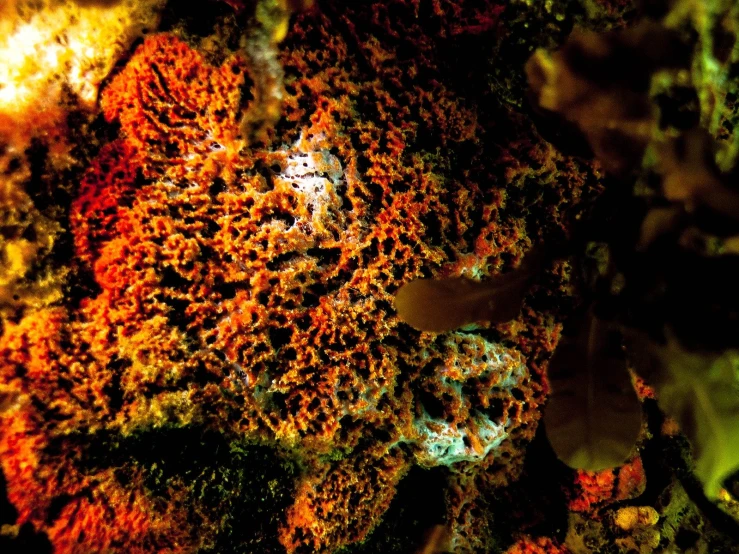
[0,176,63,310]
[614,506,659,532]
[0,0,165,311]
[0,0,165,117]
[614,506,661,553]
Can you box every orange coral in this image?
[1,1,611,551]
[100,33,246,180]
[280,448,410,552]
[73,27,549,550]
[504,536,571,554]
[616,456,647,500]
[569,469,617,513]
[569,456,646,512]
[0,310,195,553]
[74,30,545,456]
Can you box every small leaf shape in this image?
[545,313,642,471]
[394,276,528,333]
[394,251,542,333]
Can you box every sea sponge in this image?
[67,27,553,551]
[0,2,627,552]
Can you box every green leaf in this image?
[393,275,530,333]
[640,335,739,498]
[393,249,543,333]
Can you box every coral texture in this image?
[67,28,549,551]
[2,0,737,553]
[0,0,165,315]
[1,12,571,550]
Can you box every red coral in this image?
[615,456,647,500]
[569,469,617,512]
[71,141,141,268]
[0,310,195,553]
[100,33,246,180]
[46,476,190,554]
[280,448,410,553]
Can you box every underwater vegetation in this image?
[526,0,739,503]
[0,0,738,553]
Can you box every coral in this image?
[5,11,580,549]
[613,506,661,554]
[4,17,577,549]
[504,536,571,554]
[0,309,200,552]
[8,0,736,553]
[567,457,646,513]
[0,0,165,315]
[280,447,410,552]
[98,36,245,180]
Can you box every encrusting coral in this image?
[65,27,548,551]
[1,4,574,550]
[1,0,738,553]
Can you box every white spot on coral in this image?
[413,399,508,466]
[272,130,345,233]
[408,334,529,467]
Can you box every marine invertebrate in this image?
[10,1,736,553]
[280,447,410,552]
[38,22,558,551]
[503,536,570,554]
[0,0,165,315]
[6,9,571,548]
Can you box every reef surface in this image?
[1,1,738,553]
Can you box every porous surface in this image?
[0,0,165,317]
[1,1,737,553]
